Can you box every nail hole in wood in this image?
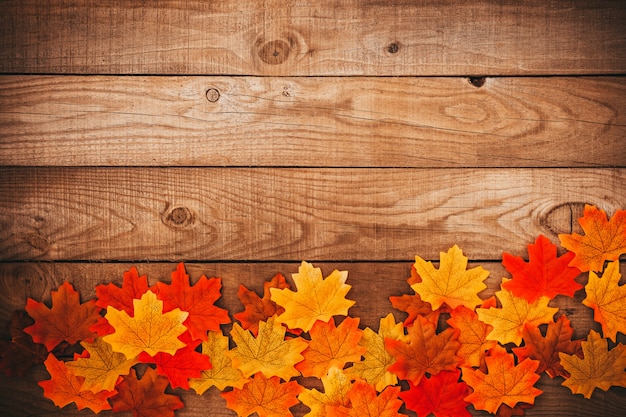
[468,77,486,88]
[206,88,220,102]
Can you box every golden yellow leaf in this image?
[583,261,626,342]
[298,367,353,417]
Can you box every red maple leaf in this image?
[0,310,48,376]
[95,266,150,315]
[234,273,290,336]
[399,369,471,417]
[502,235,582,303]
[155,263,230,341]
[110,367,184,417]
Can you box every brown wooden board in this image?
[1,76,625,167]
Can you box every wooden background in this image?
[1,1,625,416]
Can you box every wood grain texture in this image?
[1,0,625,76]
[1,76,625,167]
[0,167,624,262]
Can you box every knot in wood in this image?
[387,43,399,54]
[23,233,50,252]
[258,40,291,65]
[162,205,195,229]
[206,88,220,102]
[540,202,586,236]
[468,77,487,88]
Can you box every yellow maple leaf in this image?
[560,330,626,398]
[189,330,248,393]
[227,316,308,380]
[66,337,137,393]
[270,262,355,332]
[102,290,188,359]
[347,314,408,391]
[410,245,489,310]
[583,261,626,342]
[476,279,557,345]
[298,366,353,417]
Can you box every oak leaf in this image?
[155,262,230,341]
[24,281,101,351]
[476,279,558,345]
[512,315,582,378]
[110,367,184,417]
[65,337,137,393]
[410,245,489,310]
[222,372,303,417]
[583,260,626,342]
[385,315,460,385]
[228,316,308,380]
[559,204,626,272]
[235,273,290,336]
[189,330,248,393]
[298,367,353,417]
[270,262,355,332]
[327,380,403,417]
[103,290,188,359]
[95,266,150,315]
[0,310,48,376]
[399,370,471,417]
[559,329,626,398]
[501,234,582,302]
[39,353,114,413]
[462,345,542,414]
[447,304,497,368]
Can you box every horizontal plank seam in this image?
[1,165,625,170]
[2,73,626,78]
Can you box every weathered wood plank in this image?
[1,76,625,167]
[0,168,624,262]
[1,0,625,75]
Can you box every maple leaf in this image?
[347,313,408,391]
[447,305,498,368]
[583,260,626,342]
[39,353,114,413]
[24,281,101,351]
[65,337,137,393]
[0,310,48,376]
[512,315,582,378]
[463,345,542,414]
[410,245,489,310]
[327,380,403,417]
[138,331,212,389]
[559,204,626,272]
[222,372,303,417]
[110,367,184,417]
[502,234,583,303]
[235,273,290,336]
[385,315,460,385]
[298,367,353,417]
[559,329,626,398]
[296,317,365,378]
[95,266,149,315]
[270,261,355,332]
[189,330,248,393]
[228,315,308,380]
[400,370,471,417]
[155,262,230,341]
[389,293,434,326]
[103,290,188,359]
[476,278,558,345]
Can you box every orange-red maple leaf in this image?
[389,293,434,326]
[559,205,626,272]
[385,315,460,385]
[95,266,150,315]
[221,372,304,417]
[463,346,542,414]
[110,367,184,417]
[39,353,114,413]
[0,310,48,376]
[502,234,582,302]
[512,315,582,379]
[447,305,497,368]
[155,263,230,341]
[24,282,101,351]
[327,380,403,417]
[399,369,471,417]
[234,273,290,336]
[296,317,366,378]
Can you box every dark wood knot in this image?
[162,205,195,229]
[23,233,50,252]
[258,40,291,65]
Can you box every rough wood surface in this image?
[1,0,625,76]
[1,167,624,262]
[1,76,625,167]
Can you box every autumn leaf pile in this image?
[1,204,625,417]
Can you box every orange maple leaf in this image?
[501,234,582,302]
[463,345,542,414]
[110,367,184,417]
[400,370,471,417]
[222,372,304,417]
[235,273,290,336]
[389,293,434,326]
[327,380,403,417]
[410,245,489,310]
[155,263,230,341]
[296,317,366,378]
[298,366,353,417]
[447,304,498,368]
[583,260,626,342]
[270,262,355,332]
[24,281,101,351]
[559,205,626,272]
[559,329,626,398]
[95,266,150,315]
[385,315,460,385]
[39,353,114,413]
